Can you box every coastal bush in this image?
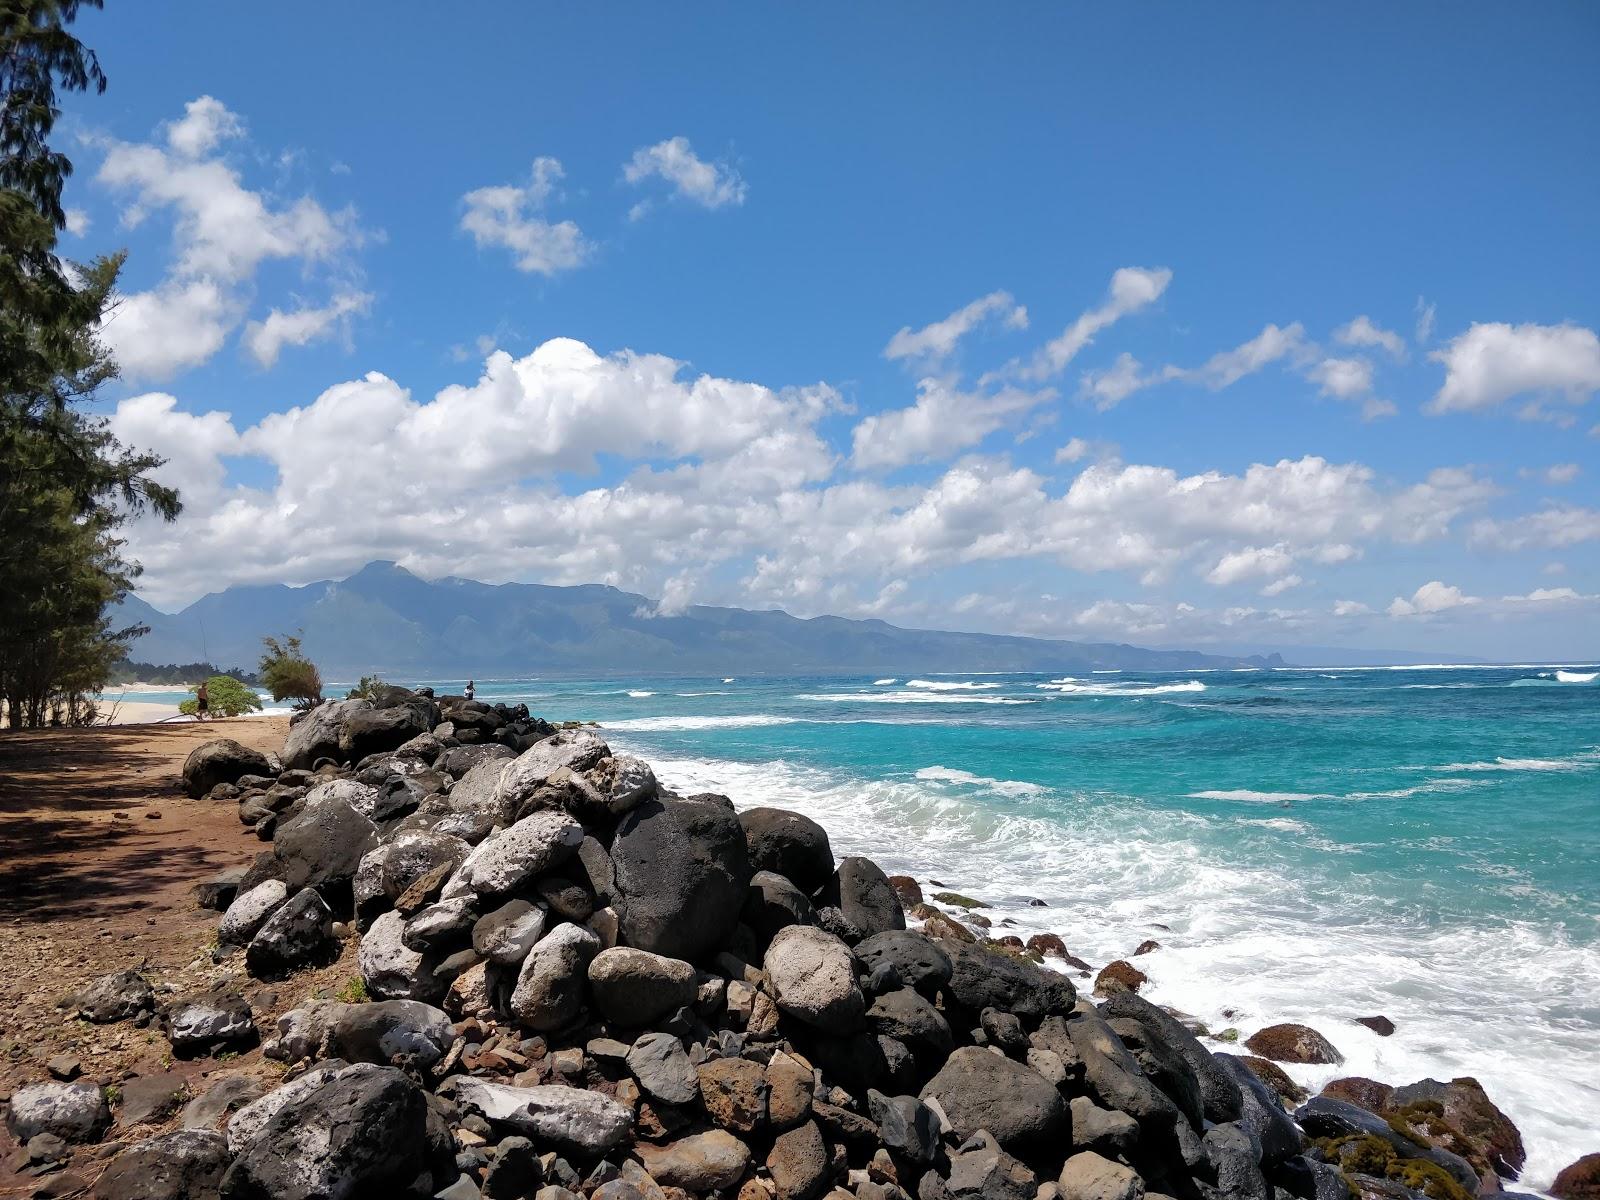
[345,675,386,700]
[259,634,323,711]
[179,675,262,719]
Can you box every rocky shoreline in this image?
[4,684,1595,1200]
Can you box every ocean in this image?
[432,664,1600,1187]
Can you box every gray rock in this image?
[919,1046,1069,1155]
[226,1063,345,1154]
[820,856,905,941]
[1057,1151,1145,1200]
[635,1129,751,1192]
[945,1134,1038,1200]
[246,887,336,977]
[1059,1008,1181,1130]
[92,1129,230,1199]
[854,930,953,1000]
[509,921,600,1031]
[867,987,954,1071]
[612,795,752,960]
[437,742,515,778]
[1099,990,1243,1124]
[1105,1015,1204,1130]
[218,880,288,945]
[167,989,255,1052]
[626,1031,700,1105]
[495,731,611,819]
[1203,1122,1270,1200]
[183,738,274,798]
[744,870,816,946]
[436,1076,633,1156]
[5,1080,109,1143]
[739,807,835,893]
[945,944,1077,1024]
[482,1134,541,1199]
[271,999,455,1071]
[118,1072,190,1125]
[75,969,156,1023]
[868,1091,940,1164]
[472,899,549,966]
[587,946,698,1027]
[765,925,866,1033]
[356,830,472,921]
[220,1062,451,1198]
[458,809,585,896]
[300,777,384,822]
[181,1075,266,1133]
[1292,1096,1476,1194]
[281,698,369,770]
[403,897,479,952]
[272,791,379,893]
[592,754,658,814]
[360,909,446,1003]
[1214,1054,1303,1167]
[1069,1096,1138,1156]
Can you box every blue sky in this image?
[60,3,1600,658]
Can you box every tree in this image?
[179,674,262,719]
[260,633,323,711]
[345,674,385,700]
[0,1,180,728]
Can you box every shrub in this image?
[345,675,385,700]
[179,674,263,718]
[260,633,323,711]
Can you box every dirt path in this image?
[0,716,367,1194]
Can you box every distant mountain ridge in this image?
[114,561,1285,678]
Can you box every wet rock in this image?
[1057,1151,1145,1200]
[1355,1015,1396,1037]
[740,807,835,893]
[1093,961,1147,996]
[637,1129,752,1192]
[588,946,698,1027]
[1389,1077,1525,1179]
[438,1076,632,1156]
[1215,1054,1303,1166]
[919,1046,1069,1156]
[1244,1023,1344,1065]
[6,1080,110,1143]
[76,969,156,1024]
[613,795,752,960]
[1104,1015,1204,1130]
[246,886,336,977]
[1319,1077,1395,1113]
[92,1129,230,1200]
[509,921,601,1031]
[1100,990,1242,1124]
[1552,1154,1600,1200]
[1026,933,1069,959]
[183,739,274,798]
[765,925,866,1033]
[1237,1055,1308,1105]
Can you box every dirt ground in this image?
[0,716,363,1196]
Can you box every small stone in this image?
[46,1055,80,1081]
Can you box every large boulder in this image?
[1244,1022,1344,1065]
[587,946,698,1027]
[220,1062,452,1199]
[245,887,336,977]
[866,987,954,1072]
[437,1076,632,1157]
[166,989,256,1053]
[458,809,584,896]
[1553,1154,1600,1200]
[281,699,369,771]
[744,870,816,947]
[272,792,379,895]
[495,730,611,819]
[354,830,470,922]
[1214,1054,1304,1166]
[1100,990,1242,1124]
[182,739,274,798]
[1057,1150,1145,1200]
[920,1046,1069,1156]
[611,795,751,960]
[472,899,549,966]
[268,1000,454,1071]
[509,921,600,1031]
[1389,1077,1525,1179]
[6,1080,110,1143]
[339,704,430,763]
[767,1119,829,1200]
[218,880,288,945]
[764,925,865,1033]
[854,930,952,999]
[945,943,1077,1024]
[739,807,834,893]
[359,910,446,1003]
[819,855,905,941]
[92,1129,230,1200]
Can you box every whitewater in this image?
[431,665,1598,1186]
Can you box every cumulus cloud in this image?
[1429,321,1600,414]
[243,291,372,367]
[1306,355,1395,419]
[64,207,90,236]
[623,136,746,210]
[1334,315,1406,360]
[1470,506,1600,551]
[1079,352,1157,410]
[1018,267,1171,381]
[1169,322,1310,390]
[1387,581,1478,617]
[461,157,589,275]
[851,378,1050,470]
[1205,544,1294,586]
[99,280,238,381]
[884,291,1027,364]
[1333,600,1371,617]
[1054,438,1091,464]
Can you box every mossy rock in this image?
[1315,1133,1475,1200]
[932,891,990,910]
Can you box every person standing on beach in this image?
[195,680,210,721]
[464,679,476,701]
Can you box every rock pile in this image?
[2,685,1582,1200]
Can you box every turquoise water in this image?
[417,667,1600,1180]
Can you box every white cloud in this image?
[1079,352,1157,410]
[851,378,1049,470]
[1306,356,1396,419]
[1429,322,1600,414]
[623,136,746,210]
[64,207,90,236]
[163,95,245,159]
[1205,544,1294,586]
[461,157,589,276]
[1334,315,1406,360]
[1169,322,1309,390]
[99,280,238,381]
[242,290,372,367]
[884,291,1027,364]
[1415,297,1436,344]
[106,392,243,506]
[1054,437,1091,464]
[1260,574,1302,597]
[1333,600,1370,617]
[1387,580,1478,617]
[1019,267,1171,381]
[1469,506,1600,551]
[1519,462,1580,485]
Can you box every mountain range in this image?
[113,561,1284,678]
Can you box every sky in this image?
[58,3,1600,660]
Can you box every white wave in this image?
[601,714,802,732]
[1556,670,1597,683]
[626,690,655,698]
[624,748,1600,1187]
[796,691,1036,705]
[905,679,1004,690]
[674,691,734,696]
[1435,750,1600,773]
[722,678,735,684]
[873,678,898,686]
[1239,817,1311,833]
[1037,680,1207,696]
[1091,669,1122,674]
[1190,789,1324,803]
[914,765,1046,797]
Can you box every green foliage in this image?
[178,674,262,718]
[259,633,323,710]
[932,891,990,910]
[1,1,179,728]
[335,976,368,1004]
[1315,1133,1475,1200]
[110,660,258,685]
[345,674,385,700]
